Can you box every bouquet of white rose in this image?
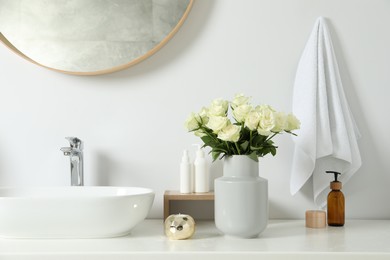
[185,94,300,162]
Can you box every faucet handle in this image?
[65,137,83,149]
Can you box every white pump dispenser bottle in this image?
[180,150,193,193]
[193,144,209,193]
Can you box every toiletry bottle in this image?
[180,150,193,194]
[193,144,209,193]
[326,171,345,226]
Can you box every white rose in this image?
[208,98,229,117]
[206,116,230,133]
[232,104,252,123]
[285,113,300,131]
[184,113,200,131]
[231,94,250,109]
[244,110,261,131]
[255,104,275,113]
[257,105,275,136]
[272,112,287,133]
[218,124,241,142]
[198,107,209,124]
[194,129,207,137]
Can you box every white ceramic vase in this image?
[215,155,268,238]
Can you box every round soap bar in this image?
[164,214,196,240]
[305,210,326,228]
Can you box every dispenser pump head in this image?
[192,144,204,158]
[326,171,342,190]
[181,149,190,163]
[326,171,341,182]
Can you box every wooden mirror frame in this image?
[0,0,194,76]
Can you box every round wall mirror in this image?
[0,0,193,75]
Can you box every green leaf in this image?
[250,146,263,151]
[252,135,266,146]
[240,141,249,151]
[248,152,259,162]
[215,143,229,153]
[201,136,214,145]
[212,148,228,154]
[239,127,250,141]
[212,151,221,161]
[285,130,298,136]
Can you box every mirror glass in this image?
[0,0,192,75]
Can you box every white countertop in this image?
[1,220,389,260]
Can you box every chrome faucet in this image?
[61,137,84,186]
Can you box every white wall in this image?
[0,0,389,219]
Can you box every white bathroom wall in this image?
[0,0,389,219]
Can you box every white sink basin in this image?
[0,186,155,238]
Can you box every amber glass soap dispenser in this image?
[326,171,345,226]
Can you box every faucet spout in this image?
[61,137,84,186]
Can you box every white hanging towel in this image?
[290,17,362,208]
